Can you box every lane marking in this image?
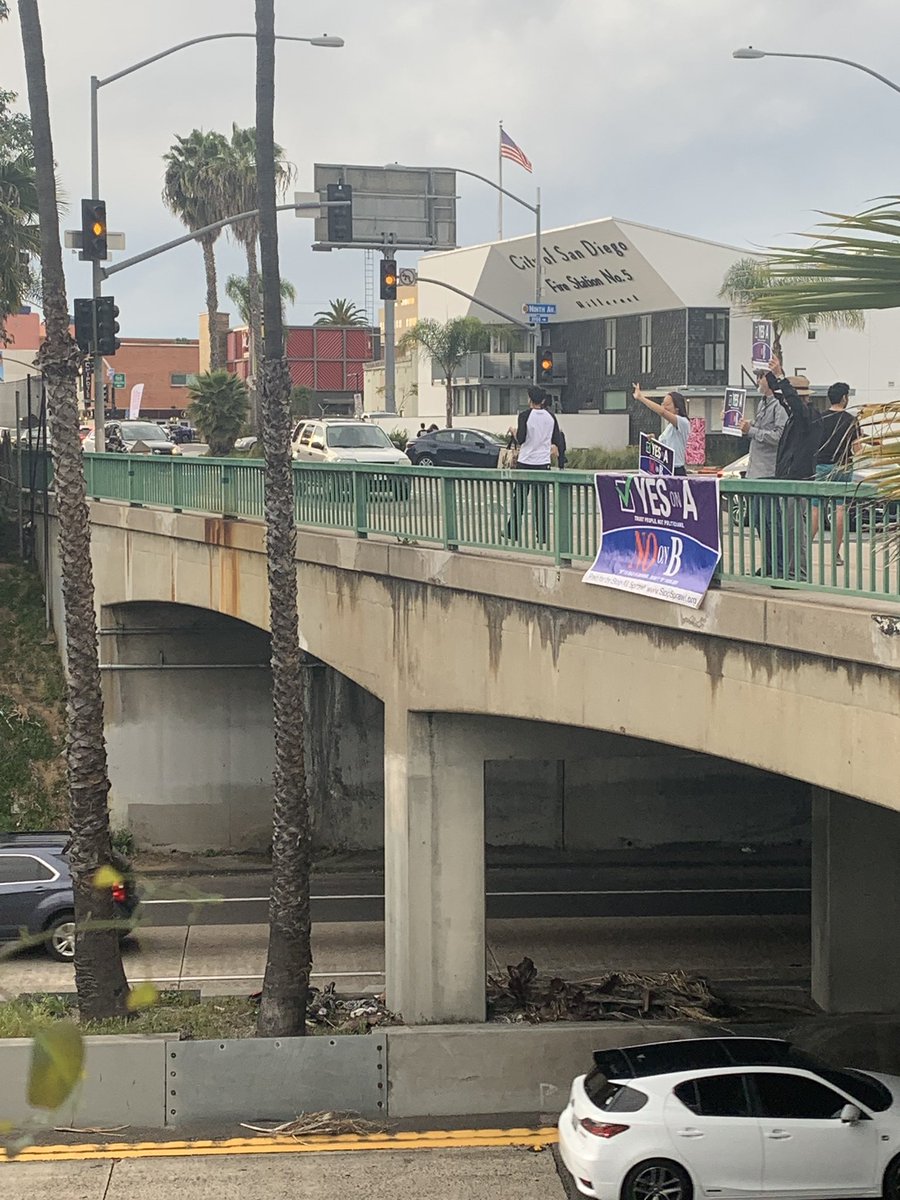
[3,1126,560,1164]
[141,887,809,906]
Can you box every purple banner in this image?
[582,474,721,608]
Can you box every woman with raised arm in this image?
[632,384,691,476]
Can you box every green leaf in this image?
[27,1023,84,1110]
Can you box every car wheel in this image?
[883,1154,900,1200]
[622,1159,693,1200]
[45,913,76,962]
[415,455,435,466]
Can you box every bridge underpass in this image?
[35,494,900,1020]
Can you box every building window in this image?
[604,318,617,375]
[639,315,652,374]
[603,390,628,412]
[703,312,727,372]
[170,372,190,387]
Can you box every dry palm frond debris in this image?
[487,957,731,1023]
[241,1111,387,1138]
[303,983,400,1032]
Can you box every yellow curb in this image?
[2,1126,560,1163]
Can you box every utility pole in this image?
[89,75,105,451]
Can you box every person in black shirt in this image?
[766,359,819,582]
[810,382,860,563]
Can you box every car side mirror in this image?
[475,440,485,448]
[310,440,324,450]
[840,1103,861,1124]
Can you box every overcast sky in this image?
[2,0,897,338]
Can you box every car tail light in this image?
[111,882,127,904]
[579,1119,629,1138]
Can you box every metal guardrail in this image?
[16,450,900,603]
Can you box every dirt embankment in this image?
[0,534,67,829]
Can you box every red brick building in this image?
[226,325,378,413]
[101,337,200,419]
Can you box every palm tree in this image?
[399,316,491,428]
[17,0,128,1019]
[719,256,864,359]
[222,124,294,430]
[750,199,900,502]
[0,153,40,327]
[254,0,311,1038]
[186,370,249,456]
[162,129,229,370]
[314,298,367,326]
[226,272,296,326]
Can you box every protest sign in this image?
[582,474,721,609]
[723,387,746,436]
[751,319,774,370]
[639,431,673,476]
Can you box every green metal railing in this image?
[18,451,900,603]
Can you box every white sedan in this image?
[557,1036,900,1200]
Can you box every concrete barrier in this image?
[164,1034,386,1125]
[0,1034,168,1128]
[384,1022,703,1118]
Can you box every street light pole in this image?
[732,46,900,95]
[87,31,344,449]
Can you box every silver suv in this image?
[291,419,408,465]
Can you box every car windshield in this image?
[122,423,168,442]
[469,430,505,444]
[326,426,392,449]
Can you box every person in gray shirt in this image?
[740,369,788,575]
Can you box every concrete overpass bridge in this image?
[35,455,900,1021]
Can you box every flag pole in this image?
[498,119,504,240]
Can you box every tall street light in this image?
[732,46,900,95]
[88,31,344,449]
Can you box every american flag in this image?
[500,128,532,173]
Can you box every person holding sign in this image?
[632,384,690,475]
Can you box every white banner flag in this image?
[127,383,144,420]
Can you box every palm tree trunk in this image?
[201,234,222,371]
[255,0,311,1038]
[445,375,454,428]
[18,0,128,1020]
[245,235,263,433]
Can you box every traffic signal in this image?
[81,199,108,261]
[95,296,120,356]
[326,182,353,243]
[73,298,93,353]
[536,347,554,383]
[380,258,398,301]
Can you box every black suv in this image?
[0,833,139,961]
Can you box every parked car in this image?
[291,419,408,466]
[406,427,505,468]
[558,1035,900,1200]
[82,421,180,455]
[0,833,139,961]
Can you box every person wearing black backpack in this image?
[810,382,860,564]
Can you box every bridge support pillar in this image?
[384,711,485,1023]
[812,788,900,1013]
